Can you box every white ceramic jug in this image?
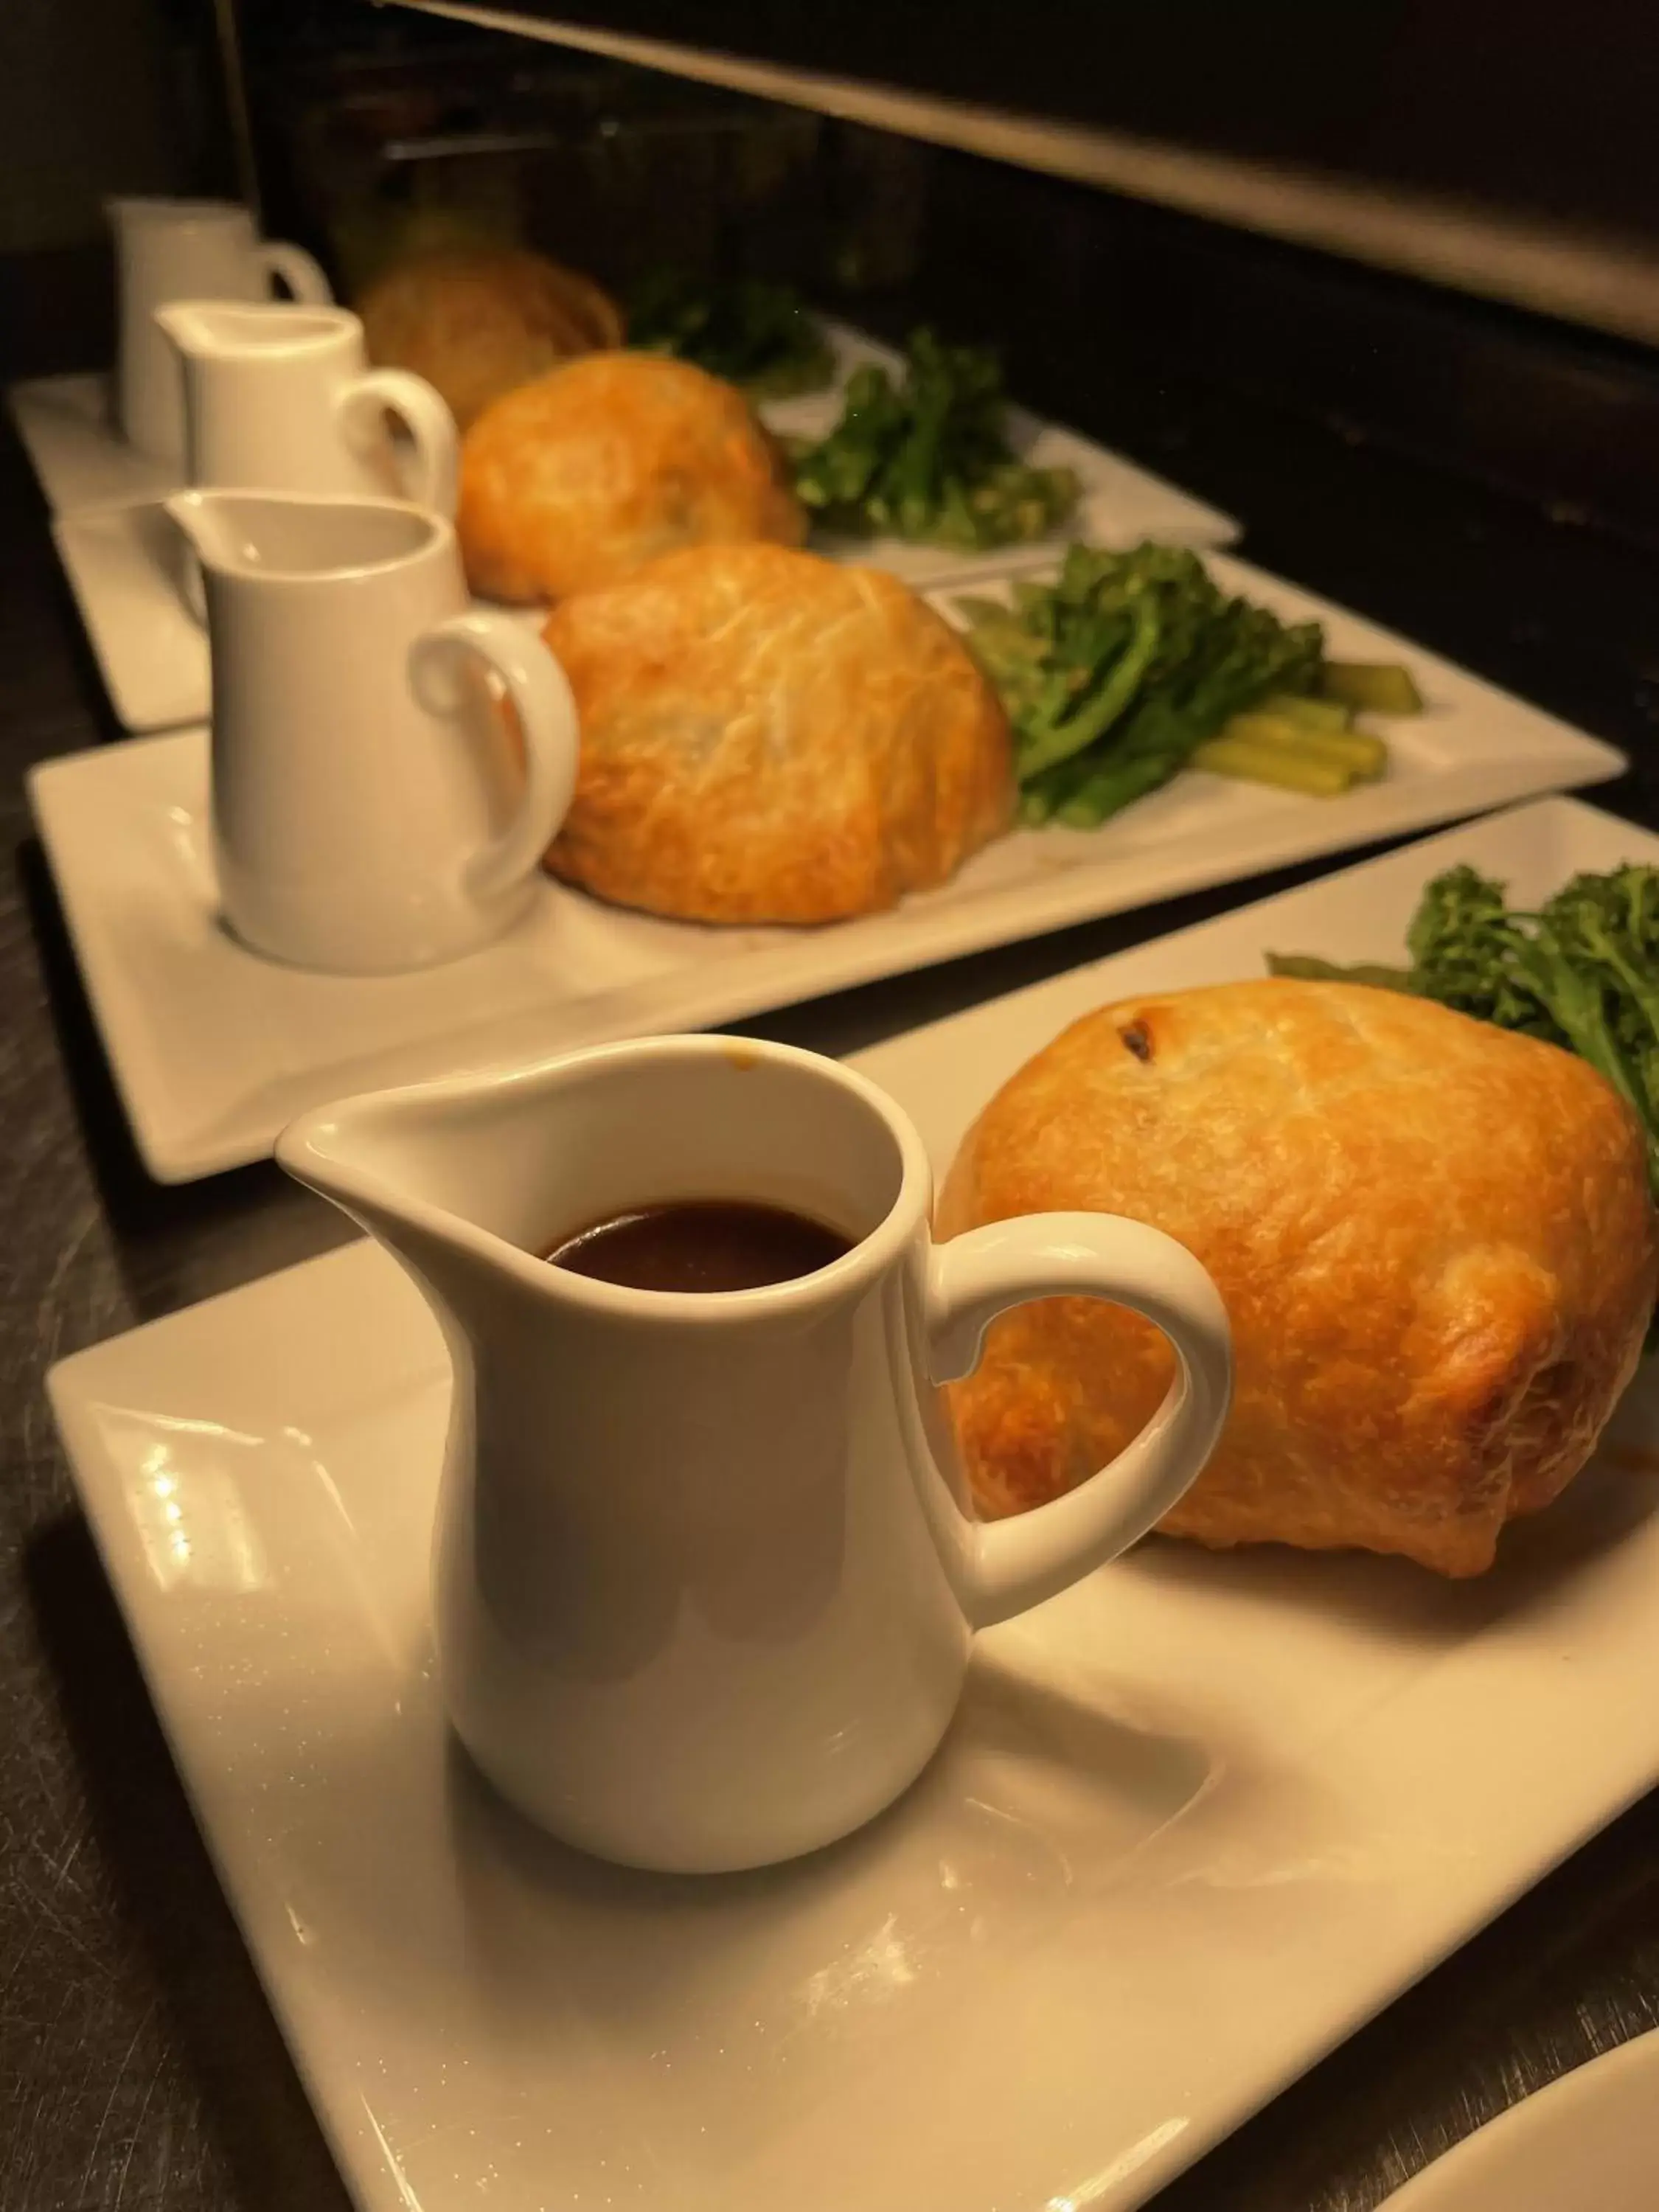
[109,197,332,463]
[166,488,580,974]
[277,1034,1233,1874]
[154,301,457,512]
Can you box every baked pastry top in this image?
[938,978,1657,1576]
[459,352,803,605]
[540,540,1012,924]
[358,246,622,431]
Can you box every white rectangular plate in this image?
[7,370,180,509]
[18,325,1235,731]
[47,794,1659,2212]
[52,498,209,733]
[28,553,1624,1182]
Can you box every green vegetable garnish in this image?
[626,271,835,400]
[958,541,1326,828]
[1191,734,1353,797]
[1321,661,1425,715]
[792,328,1078,552]
[1220,712,1387,781]
[1270,861,1659,1200]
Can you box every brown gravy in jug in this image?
[545,1200,852,1293]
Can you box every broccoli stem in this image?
[1017,597,1162,782]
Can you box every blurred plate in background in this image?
[1380,2031,1659,2212]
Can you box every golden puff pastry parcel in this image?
[939,978,1657,1576]
[540,541,1013,924]
[458,352,803,605]
[358,246,623,431]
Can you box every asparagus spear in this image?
[1261,692,1352,734]
[1223,712,1388,779]
[1321,661,1425,714]
[1192,736,1353,796]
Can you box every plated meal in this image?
[943,850,1659,1576]
[353,238,1222,600]
[46,797,1659,2212]
[19,179,1659,2212]
[13,232,1245,733]
[451,321,1113,594]
[21,205,1630,1211]
[509,532,1426,925]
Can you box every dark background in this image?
[247,0,1659,243]
[10,0,1659,305]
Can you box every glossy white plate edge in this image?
[7,371,178,510]
[41,792,1659,2212]
[28,543,1626,1185]
[49,499,209,732]
[1379,2028,1659,2211]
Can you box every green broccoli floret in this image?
[791,330,1079,550]
[959,541,1326,826]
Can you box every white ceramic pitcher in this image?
[166,488,580,974]
[155,301,458,512]
[109,197,332,463]
[277,1034,1233,1874]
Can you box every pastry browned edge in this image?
[459,352,803,606]
[540,541,1012,925]
[939,978,1657,1576]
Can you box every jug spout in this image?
[164,489,240,576]
[155,298,351,363]
[163,486,444,584]
[276,1081,562,1360]
[153,300,232,362]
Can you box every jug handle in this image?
[257,240,333,305]
[928,1212,1232,1629]
[337,369,459,516]
[408,613,581,902]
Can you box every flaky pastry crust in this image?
[459,352,802,604]
[541,542,1012,923]
[938,979,1657,1576]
